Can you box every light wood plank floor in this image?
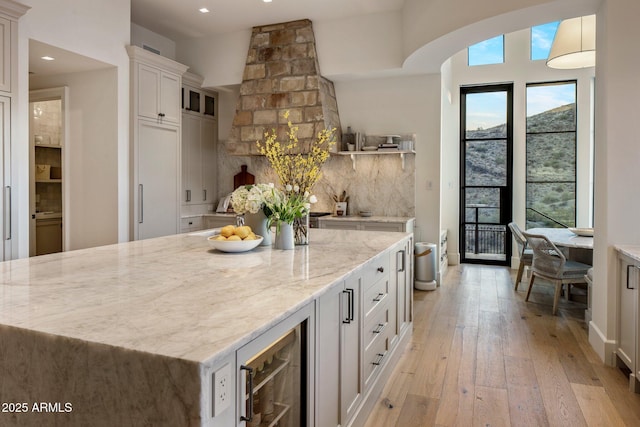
[364,264,640,427]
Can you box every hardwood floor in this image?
[364,264,640,427]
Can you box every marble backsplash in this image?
[217,147,415,217]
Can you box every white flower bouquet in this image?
[230,183,278,215]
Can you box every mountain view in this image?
[465,103,577,228]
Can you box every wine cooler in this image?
[237,305,313,427]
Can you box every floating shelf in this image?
[333,150,416,171]
[35,179,62,183]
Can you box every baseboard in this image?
[589,320,617,366]
[448,253,460,265]
[349,324,412,427]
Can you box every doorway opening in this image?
[29,87,68,256]
[460,84,513,265]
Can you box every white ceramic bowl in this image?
[359,211,372,217]
[568,227,594,237]
[207,235,263,253]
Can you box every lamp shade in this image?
[547,15,595,69]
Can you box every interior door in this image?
[460,84,513,265]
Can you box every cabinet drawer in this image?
[364,305,389,350]
[364,331,389,388]
[362,254,390,288]
[180,216,203,231]
[363,276,389,320]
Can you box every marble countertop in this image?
[526,227,593,249]
[318,215,414,223]
[0,229,407,367]
[615,245,640,263]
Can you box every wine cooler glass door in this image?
[237,308,311,427]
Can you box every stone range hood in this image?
[226,19,341,155]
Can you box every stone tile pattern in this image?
[227,19,342,155]
[218,137,416,217]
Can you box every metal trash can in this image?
[415,242,437,290]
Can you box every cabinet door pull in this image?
[372,292,384,302]
[373,323,386,334]
[372,352,385,366]
[627,264,637,290]
[4,186,10,240]
[397,250,405,272]
[240,365,254,422]
[342,288,354,323]
[377,266,384,273]
[186,189,191,202]
[138,184,144,224]
[203,189,207,201]
[158,112,165,117]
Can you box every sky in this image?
[465,22,572,130]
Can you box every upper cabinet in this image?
[136,64,181,124]
[126,46,187,125]
[0,16,10,93]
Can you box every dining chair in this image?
[508,222,533,291]
[522,231,591,315]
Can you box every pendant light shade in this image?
[547,15,595,69]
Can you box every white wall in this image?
[175,11,408,88]
[590,0,640,362]
[16,0,130,256]
[334,75,441,242]
[441,28,595,266]
[131,22,176,60]
[30,68,119,251]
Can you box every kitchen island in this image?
[0,229,413,426]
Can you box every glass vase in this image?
[293,214,310,245]
[244,209,271,246]
[274,222,295,250]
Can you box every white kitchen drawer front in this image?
[363,275,389,320]
[364,304,389,351]
[363,330,389,389]
[181,216,203,231]
[363,253,390,288]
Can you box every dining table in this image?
[526,227,594,265]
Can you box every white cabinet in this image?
[391,237,413,344]
[182,114,217,205]
[136,63,181,124]
[616,250,640,392]
[0,16,10,93]
[317,271,363,427]
[181,72,218,208]
[127,45,188,240]
[439,229,448,283]
[136,121,180,240]
[180,216,203,233]
[0,2,27,261]
[318,217,414,232]
[0,95,9,260]
[317,238,412,427]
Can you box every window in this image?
[468,35,504,66]
[531,22,560,60]
[525,81,577,228]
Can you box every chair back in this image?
[508,222,528,257]
[522,232,567,279]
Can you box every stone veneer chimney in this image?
[226,19,341,155]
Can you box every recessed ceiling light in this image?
[41,56,55,61]
[199,7,209,13]
[263,0,272,3]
